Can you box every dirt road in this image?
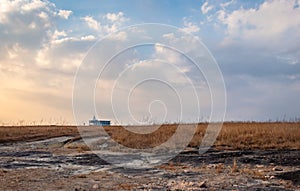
[0,134,299,190]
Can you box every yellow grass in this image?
[0,125,78,143]
[213,122,300,150]
[0,122,299,150]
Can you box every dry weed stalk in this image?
[231,158,238,173]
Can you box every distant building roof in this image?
[89,115,110,126]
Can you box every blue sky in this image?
[0,0,300,124]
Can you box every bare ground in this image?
[0,123,299,190]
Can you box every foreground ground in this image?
[0,123,299,190]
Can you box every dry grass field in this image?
[0,125,78,143]
[0,122,299,150]
[212,122,300,150]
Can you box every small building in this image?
[89,115,111,126]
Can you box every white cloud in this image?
[107,31,127,41]
[218,0,300,47]
[162,31,200,53]
[38,11,48,20]
[0,0,53,24]
[49,30,81,44]
[81,35,96,41]
[81,16,100,31]
[35,46,51,68]
[103,12,129,34]
[154,43,184,66]
[0,0,58,59]
[28,22,37,29]
[162,33,175,40]
[220,0,235,9]
[181,20,200,34]
[80,12,128,35]
[201,2,214,14]
[7,43,27,60]
[58,9,72,19]
[52,30,67,40]
[129,59,190,85]
[51,37,77,45]
[104,23,118,33]
[50,34,97,44]
[105,12,127,22]
[21,0,48,12]
[49,30,96,45]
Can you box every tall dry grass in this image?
[0,125,78,143]
[0,122,299,150]
[213,122,300,150]
[103,122,300,150]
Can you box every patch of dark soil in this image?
[172,149,300,167]
[64,154,109,166]
[0,163,48,169]
[110,167,158,175]
[172,150,254,165]
[276,170,300,185]
[162,171,202,179]
[0,151,52,158]
[246,187,293,191]
[0,152,109,169]
[239,150,300,166]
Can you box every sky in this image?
[0,0,300,125]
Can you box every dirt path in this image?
[0,136,299,190]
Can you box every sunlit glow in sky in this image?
[0,0,300,125]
